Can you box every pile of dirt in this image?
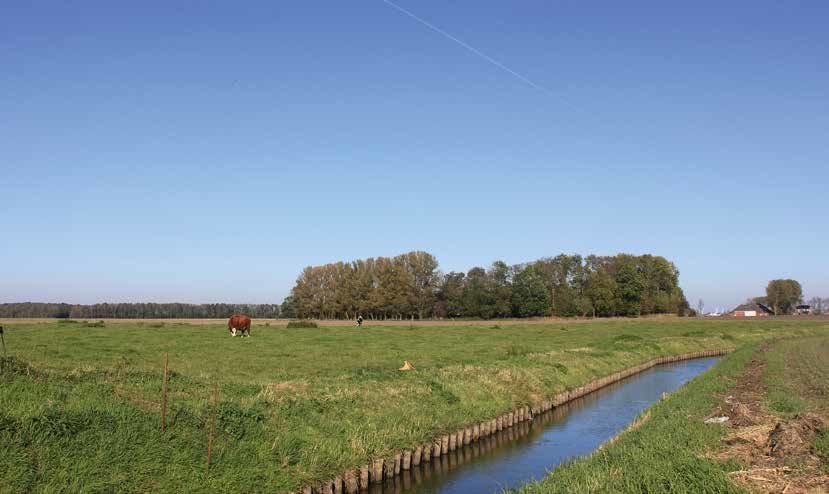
[706,345,829,493]
[768,413,829,460]
[707,352,772,429]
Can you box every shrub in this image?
[614,334,643,343]
[56,319,103,327]
[286,320,318,329]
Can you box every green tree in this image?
[463,267,496,318]
[437,272,466,318]
[765,279,803,315]
[280,295,297,319]
[488,261,513,318]
[403,251,440,319]
[584,268,617,317]
[511,265,551,317]
[614,255,645,316]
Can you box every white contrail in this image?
[381,0,552,94]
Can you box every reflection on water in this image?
[370,357,720,494]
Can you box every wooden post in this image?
[358,465,369,488]
[0,325,6,371]
[421,443,432,462]
[344,469,359,494]
[161,352,168,433]
[206,382,219,477]
[371,458,384,483]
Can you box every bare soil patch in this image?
[708,343,829,493]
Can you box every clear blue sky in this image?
[2,1,827,311]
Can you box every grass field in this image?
[1,318,827,492]
[762,335,829,466]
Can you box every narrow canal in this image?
[369,356,720,494]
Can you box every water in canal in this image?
[370,356,720,494]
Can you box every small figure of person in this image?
[356,315,363,327]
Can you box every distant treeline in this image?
[0,303,280,319]
[283,251,691,320]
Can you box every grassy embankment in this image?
[512,330,829,494]
[1,318,826,492]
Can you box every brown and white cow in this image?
[228,314,252,337]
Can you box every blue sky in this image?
[2,1,827,311]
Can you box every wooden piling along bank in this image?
[295,349,732,494]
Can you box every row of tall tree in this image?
[0,302,280,319]
[284,251,690,319]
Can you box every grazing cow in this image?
[228,314,252,337]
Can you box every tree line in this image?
[0,302,280,319]
[282,251,691,320]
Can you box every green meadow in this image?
[1,318,827,492]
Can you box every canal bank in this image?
[511,343,762,494]
[301,349,732,494]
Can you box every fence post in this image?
[161,352,169,433]
[0,325,5,372]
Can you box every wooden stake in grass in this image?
[0,326,6,372]
[206,382,219,478]
[161,352,168,433]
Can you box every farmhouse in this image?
[729,302,774,317]
[795,304,812,315]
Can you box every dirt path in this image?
[708,343,829,493]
